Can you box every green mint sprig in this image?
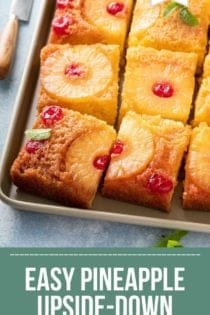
[155,230,188,248]
[163,1,182,17]
[25,129,52,141]
[163,1,199,26]
[166,239,183,248]
[179,7,199,26]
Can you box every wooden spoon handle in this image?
[0,16,18,80]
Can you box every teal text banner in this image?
[0,248,209,314]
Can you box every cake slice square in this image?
[194,47,210,126]
[103,111,190,212]
[49,0,133,51]
[203,44,210,78]
[183,123,210,211]
[120,46,197,123]
[38,44,120,125]
[194,77,210,126]
[128,0,209,70]
[10,107,116,209]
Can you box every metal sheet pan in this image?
[0,0,210,233]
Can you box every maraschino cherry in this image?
[146,173,173,194]
[93,155,110,171]
[65,63,85,78]
[111,140,124,155]
[107,2,125,15]
[41,106,63,127]
[52,16,72,36]
[25,140,44,154]
[57,0,75,9]
[152,82,174,98]
[56,0,69,9]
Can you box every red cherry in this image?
[56,0,69,9]
[93,155,110,171]
[107,2,125,15]
[111,140,124,155]
[52,16,71,36]
[25,140,44,154]
[146,174,173,194]
[41,106,63,127]
[65,63,85,78]
[152,82,174,98]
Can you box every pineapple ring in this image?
[41,46,113,101]
[131,0,160,33]
[83,0,128,34]
[189,127,210,191]
[65,129,114,186]
[108,118,155,179]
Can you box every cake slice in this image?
[103,111,191,212]
[49,0,133,51]
[38,44,120,125]
[203,44,210,78]
[194,77,210,126]
[183,123,210,211]
[119,46,197,123]
[11,107,116,208]
[128,0,209,71]
[194,46,210,126]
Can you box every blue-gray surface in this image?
[0,0,210,247]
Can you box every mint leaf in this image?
[167,240,183,248]
[179,8,199,26]
[163,2,181,17]
[155,230,188,247]
[163,1,199,27]
[25,129,52,140]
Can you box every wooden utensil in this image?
[0,0,34,80]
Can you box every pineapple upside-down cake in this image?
[10,107,116,208]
